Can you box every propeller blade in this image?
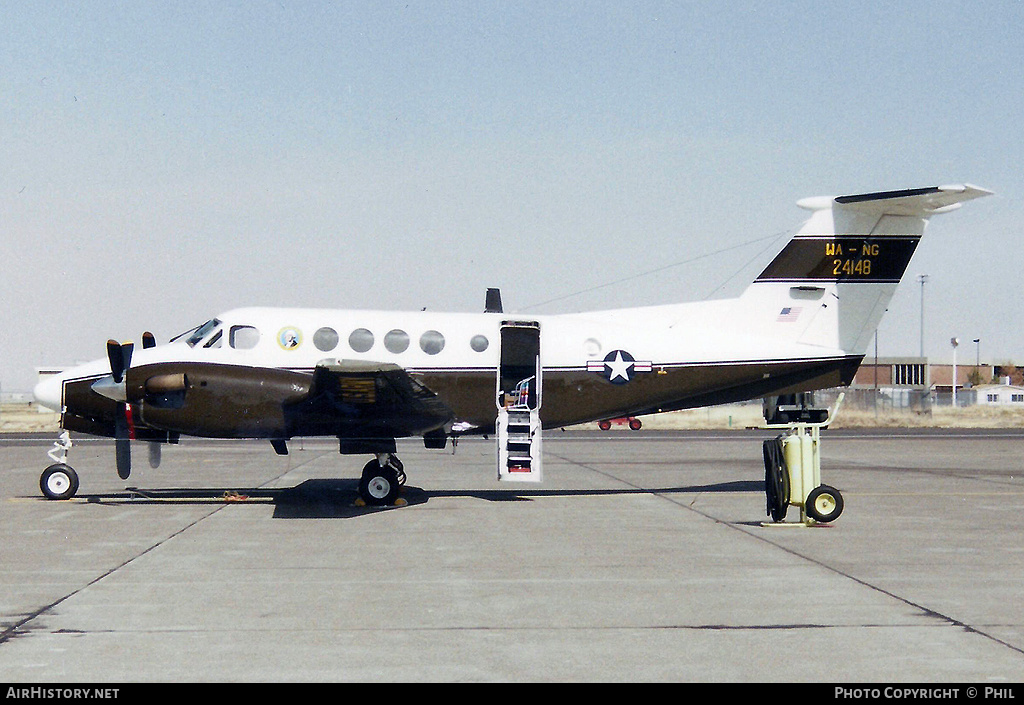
[122,342,134,374]
[148,441,162,469]
[106,340,135,384]
[113,403,134,479]
[107,340,125,383]
[115,438,131,479]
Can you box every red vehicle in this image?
[597,417,642,431]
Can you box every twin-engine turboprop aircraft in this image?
[33,184,992,508]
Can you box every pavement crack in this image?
[0,504,224,646]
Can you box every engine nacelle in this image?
[129,362,312,438]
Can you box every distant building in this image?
[844,357,1008,409]
[974,383,1024,406]
[852,357,933,389]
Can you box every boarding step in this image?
[497,406,542,482]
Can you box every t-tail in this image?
[739,184,992,356]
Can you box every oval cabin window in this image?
[419,330,445,355]
[385,329,410,353]
[314,327,340,352]
[348,328,374,353]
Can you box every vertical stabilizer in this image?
[740,185,992,355]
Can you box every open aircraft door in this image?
[496,320,542,482]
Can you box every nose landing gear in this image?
[40,432,80,501]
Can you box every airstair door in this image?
[496,320,542,482]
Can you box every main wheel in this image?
[359,460,401,506]
[805,484,844,523]
[40,464,79,501]
[628,418,642,430]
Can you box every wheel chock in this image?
[353,496,407,508]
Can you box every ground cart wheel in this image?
[805,484,844,523]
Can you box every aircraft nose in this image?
[33,374,64,412]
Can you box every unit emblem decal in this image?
[278,327,302,350]
[587,350,652,385]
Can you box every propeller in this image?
[94,333,165,478]
[104,340,137,479]
[106,339,134,384]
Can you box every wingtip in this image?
[939,183,994,198]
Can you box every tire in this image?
[805,484,844,523]
[628,418,642,431]
[359,461,401,506]
[598,420,612,431]
[40,464,79,501]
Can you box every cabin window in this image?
[384,329,410,353]
[349,328,374,353]
[470,334,489,352]
[419,330,445,355]
[230,325,260,350]
[314,327,339,352]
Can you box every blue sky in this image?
[2,1,1022,391]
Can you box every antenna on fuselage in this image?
[485,288,503,313]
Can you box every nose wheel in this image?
[40,432,80,500]
[41,463,79,501]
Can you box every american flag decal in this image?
[777,306,802,322]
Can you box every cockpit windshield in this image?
[171,319,223,347]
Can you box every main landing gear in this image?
[761,393,846,526]
[357,453,407,507]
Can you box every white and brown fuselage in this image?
[34,185,992,449]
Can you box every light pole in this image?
[951,337,960,407]
[918,274,929,357]
[974,338,981,384]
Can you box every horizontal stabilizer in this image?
[798,184,993,216]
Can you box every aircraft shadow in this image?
[71,479,763,519]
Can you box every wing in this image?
[285,359,455,442]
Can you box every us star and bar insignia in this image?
[587,350,652,385]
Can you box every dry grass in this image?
[831,405,1024,429]
[4,402,1024,435]
[605,404,1024,430]
[0,404,60,433]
